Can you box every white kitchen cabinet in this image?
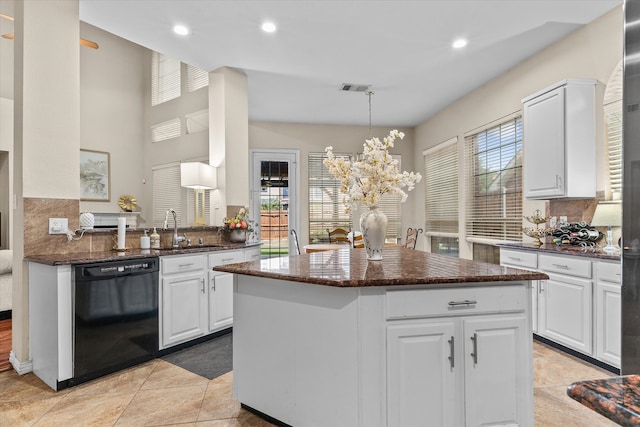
[500,247,621,369]
[244,247,261,262]
[595,261,621,368]
[386,287,532,427]
[160,254,207,349]
[387,321,457,426]
[522,79,596,199]
[537,254,593,355]
[500,249,539,333]
[208,250,244,333]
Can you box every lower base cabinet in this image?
[387,315,530,426]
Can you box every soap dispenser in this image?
[140,229,150,250]
[150,227,160,249]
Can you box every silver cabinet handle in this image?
[448,300,477,307]
[211,277,215,292]
[201,278,205,294]
[448,336,455,369]
[508,256,521,261]
[551,263,569,269]
[179,263,194,268]
[470,333,478,365]
[221,258,234,262]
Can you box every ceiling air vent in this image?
[340,83,370,92]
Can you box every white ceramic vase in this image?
[229,229,247,243]
[79,212,94,229]
[359,206,388,260]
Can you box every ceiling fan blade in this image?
[79,38,99,49]
[0,13,14,22]
[1,33,98,49]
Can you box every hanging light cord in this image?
[367,89,375,138]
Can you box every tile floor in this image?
[0,341,618,426]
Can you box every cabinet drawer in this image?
[209,250,245,268]
[386,285,527,320]
[539,254,591,279]
[501,249,537,269]
[161,254,205,275]
[597,261,621,284]
[245,247,261,262]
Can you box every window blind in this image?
[185,109,209,134]
[465,117,523,242]
[605,102,622,198]
[308,152,352,243]
[185,63,209,92]
[151,52,181,106]
[424,138,458,235]
[151,117,182,142]
[152,163,183,228]
[379,154,402,242]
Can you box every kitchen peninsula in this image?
[214,247,548,427]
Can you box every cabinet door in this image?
[209,271,234,333]
[161,271,206,348]
[464,315,532,427]
[523,86,566,198]
[596,280,621,368]
[539,275,593,354]
[387,321,457,427]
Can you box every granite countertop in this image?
[499,242,621,261]
[567,376,640,426]
[213,247,548,288]
[25,242,261,266]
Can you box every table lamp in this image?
[181,162,217,226]
[590,201,622,255]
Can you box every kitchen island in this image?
[214,247,548,427]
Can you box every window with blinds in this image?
[424,137,458,235]
[185,109,209,134]
[185,63,209,92]
[151,52,181,106]
[152,162,211,228]
[152,163,183,228]
[151,117,182,143]
[465,117,523,242]
[308,153,352,243]
[604,61,623,200]
[308,153,403,243]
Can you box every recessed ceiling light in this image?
[452,38,468,49]
[173,25,189,36]
[261,22,277,33]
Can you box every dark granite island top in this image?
[568,376,640,426]
[213,246,548,287]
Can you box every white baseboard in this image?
[9,350,33,375]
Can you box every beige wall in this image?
[413,5,623,259]
[249,122,418,247]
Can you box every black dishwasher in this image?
[73,258,159,386]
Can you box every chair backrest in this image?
[326,227,350,244]
[352,233,364,248]
[404,227,423,250]
[290,229,301,255]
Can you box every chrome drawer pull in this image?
[222,258,234,262]
[448,300,477,307]
[551,263,569,269]
[178,263,194,268]
[508,256,521,261]
[448,336,455,369]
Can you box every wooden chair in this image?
[290,229,301,255]
[404,227,423,250]
[352,232,364,249]
[326,227,350,244]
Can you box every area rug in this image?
[162,332,232,380]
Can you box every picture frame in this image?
[80,149,111,201]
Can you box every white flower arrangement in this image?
[323,129,422,212]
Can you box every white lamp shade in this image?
[590,201,622,227]
[180,162,217,189]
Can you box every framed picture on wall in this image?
[80,149,111,201]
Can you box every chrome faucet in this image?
[164,209,187,248]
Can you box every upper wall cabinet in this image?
[522,79,597,199]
